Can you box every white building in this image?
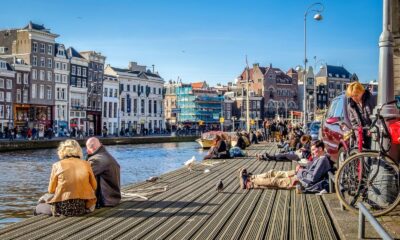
[66,47,89,134]
[54,44,69,135]
[104,61,165,135]
[102,74,119,135]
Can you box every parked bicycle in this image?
[335,100,400,216]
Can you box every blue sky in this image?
[1,0,382,85]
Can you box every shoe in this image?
[295,183,303,194]
[239,168,248,189]
[256,154,262,161]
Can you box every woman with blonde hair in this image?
[35,139,97,216]
[345,81,376,149]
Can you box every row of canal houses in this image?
[0,22,164,136]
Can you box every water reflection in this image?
[0,142,205,228]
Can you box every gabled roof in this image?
[66,47,84,59]
[191,82,206,89]
[24,21,47,31]
[316,64,351,78]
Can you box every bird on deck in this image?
[184,156,196,172]
[216,179,224,192]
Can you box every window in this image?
[55,73,60,82]
[5,105,10,119]
[23,73,28,84]
[39,70,45,80]
[159,88,161,94]
[0,105,3,118]
[109,88,112,97]
[133,85,136,92]
[104,88,108,97]
[77,67,81,76]
[6,79,12,89]
[47,58,52,68]
[114,102,117,118]
[121,98,125,112]
[17,73,22,84]
[71,66,76,75]
[120,84,124,92]
[47,71,52,81]
[141,99,145,114]
[153,87,156,94]
[103,102,107,117]
[31,84,36,99]
[40,57,45,67]
[47,45,53,55]
[114,89,117,97]
[40,85,44,99]
[154,100,157,114]
[32,69,37,80]
[62,75,67,83]
[82,68,87,77]
[333,96,344,118]
[0,91,3,101]
[61,88,66,100]
[148,100,152,113]
[39,43,45,53]
[127,85,130,92]
[6,92,11,102]
[62,63,67,70]
[33,42,38,52]
[16,89,21,103]
[109,102,112,118]
[0,79,3,88]
[32,56,37,66]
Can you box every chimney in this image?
[253,63,259,68]
[269,63,272,68]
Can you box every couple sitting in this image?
[35,138,121,216]
[240,140,332,193]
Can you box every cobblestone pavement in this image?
[378,205,400,238]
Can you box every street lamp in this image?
[231,116,236,131]
[303,2,324,125]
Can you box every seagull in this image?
[184,156,196,172]
[216,179,224,192]
[146,176,159,182]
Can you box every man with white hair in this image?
[86,137,121,208]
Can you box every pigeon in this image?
[146,176,159,182]
[216,179,224,192]
[184,156,196,172]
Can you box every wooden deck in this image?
[0,143,339,240]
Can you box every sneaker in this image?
[239,168,248,189]
[295,183,303,194]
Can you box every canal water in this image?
[0,142,206,228]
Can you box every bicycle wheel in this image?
[335,152,400,216]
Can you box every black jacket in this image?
[87,146,121,207]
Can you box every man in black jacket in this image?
[86,137,121,208]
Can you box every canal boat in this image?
[196,131,237,149]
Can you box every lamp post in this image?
[303,2,324,124]
[231,116,236,131]
[245,57,251,133]
[378,0,398,117]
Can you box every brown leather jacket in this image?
[48,157,97,209]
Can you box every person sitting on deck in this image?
[240,140,332,193]
[86,137,121,208]
[203,134,230,160]
[256,135,311,162]
[35,140,97,216]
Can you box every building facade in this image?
[0,22,59,131]
[105,62,164,135]
[102,74,119,135]
[237,64,298,120]
[315,64,352,103]
[80,51,106,135]
[12,58,31,131]
[53,43,69,135]
[164,80,178,131]
[66,47,88,134]
[0,60,15,132]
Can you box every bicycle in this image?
[335,100,400,216]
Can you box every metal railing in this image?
[358,202,393,240]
